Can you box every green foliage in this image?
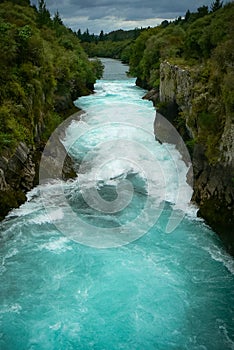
[37,0,52,28]
[126,2,234,165]
[185,139,196,154]
[41,112,63,142]
[90,59,104,80]
[129,28,156,76]
[0,101,30,148]
[78,27,142,43]
[53,10,63,27]
[0,0,100,155]
[79,27,143,63]
[128,2,234,86]
[197,111,220,132]
[129,24,185,81]
[211,0,223,12]
[81,39,134,63]
[120,44,133,63]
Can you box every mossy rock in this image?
[198,197,234,255]
[0,189,26,220]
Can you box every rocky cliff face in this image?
[0,142,35,219]
[158,61,234,254]
[159,62,193,133]
[0,112,79,221]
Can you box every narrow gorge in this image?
[1,58,233,350]
[1,1,233,349]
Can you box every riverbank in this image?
[0,106,84,221]
[0,0,104,220]
[144,79,234,256]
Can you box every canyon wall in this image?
[157,61,234,254]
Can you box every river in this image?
[0,58,233,349]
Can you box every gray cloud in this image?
[32,0,222,33]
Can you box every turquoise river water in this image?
[0,58,233,349]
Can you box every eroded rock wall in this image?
[0,142,35,219]
[0,113,79,220]
[159,61,234,254]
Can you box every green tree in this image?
[37,0,51,27]
[99,30,104,41]
[197,6,209,18]
[161,20,169,28]
[0,0,101,150]
[185,10,191,22]
[53,10,63,26]
[77,28,82,39]
[211,0,223,12]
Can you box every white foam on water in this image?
[203,244,234,275]
[0,303,22,314]
[4,247,19,260]
[30,208,64,225]
[184,203,200,219]
[64,111,193,220]
[39,236,72,253]
[0,248,19,275]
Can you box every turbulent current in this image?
[0,58,233,349]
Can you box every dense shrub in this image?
[0,0,102,151]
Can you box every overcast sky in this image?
[32,0,221,34]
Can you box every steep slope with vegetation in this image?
[128,1,234,253]
[0,0,103,219]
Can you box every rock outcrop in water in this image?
[150,61,234,254]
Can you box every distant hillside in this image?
[78,28,143,63]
